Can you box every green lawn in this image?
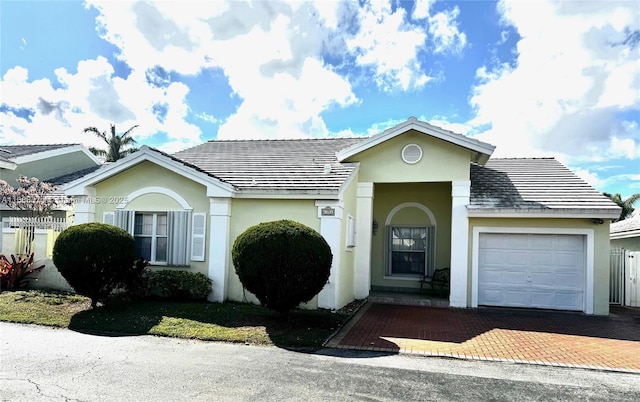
[0,290,354,349]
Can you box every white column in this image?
[315,201,344,310]
[450,180,470,307]
[208,197,231,303]
[354,182,374,299]
[72,194,96,224]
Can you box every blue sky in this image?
[1,0,638,198]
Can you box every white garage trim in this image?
[471,227,594,314]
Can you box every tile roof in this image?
[0,144,77,160]
[469,158,620,215]
[173,138,364,192]
[47,165,105,186]
[610,215,640,236]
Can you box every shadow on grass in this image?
[67,299,353,351]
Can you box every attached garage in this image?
[477,233,586,311]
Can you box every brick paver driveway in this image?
[326,303,640,373]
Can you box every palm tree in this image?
[604,192,640,221]
[83,123,139,162]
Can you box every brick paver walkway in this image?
[326,303,640,373]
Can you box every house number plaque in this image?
[321,206,335,216]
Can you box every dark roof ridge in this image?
[0,143,79,147]
[146,146,236,188]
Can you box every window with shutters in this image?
[134,212,167,263]
[104,210,205,266]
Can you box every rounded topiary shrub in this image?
[232,219,332,315]
[147,270,212,301]
[52,222,136,308]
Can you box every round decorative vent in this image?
[401,144,423,164]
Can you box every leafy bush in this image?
[232,219,332,315]
[121,258,150,300]
[52,222,136,308]
[146,270,212,301]
[0,253,45,290]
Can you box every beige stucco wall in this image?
[370,182,452,290]
[2,151,97,183]
[227,198,320,307]
[468,217,611,315]
[610,237,640,251]
[93,161,210,276]
[346,130,471,183]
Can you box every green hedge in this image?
[147,270,212,302]
[231,219,332,315]
[53,223,136,308]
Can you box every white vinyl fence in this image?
[1,216,73,292]
[610,248,640,307]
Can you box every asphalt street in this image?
[1,322,639,401]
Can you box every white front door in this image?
[478,233,585,311]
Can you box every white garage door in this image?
[478,233,585,311]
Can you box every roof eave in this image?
[467,207,622,219]
[234,189,340,199]
[610,230,640,240]
[0,160,17,170]
[12,144,101,166]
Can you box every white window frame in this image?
[385,225,435,279]
[134,212,168,265]
[346,215,356,250]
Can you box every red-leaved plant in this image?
[0,253,45,291]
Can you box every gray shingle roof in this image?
[173,138,363,192]
[0,144,77,160]
[469,158,620,215]
[611,215,640,236]
[48,165,105,186]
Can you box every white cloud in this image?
[428,6,467,55]
[412,0,436,20]
[427,117,473,136]
[85,0,359,142]
[0,56,202,151]
[346,1,430,92]
[468,0,640,164]
[218,58,357,140]
[572,167,603,189]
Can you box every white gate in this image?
[611,248,640,307]
[625,251,640,307]
[610,248,625,304]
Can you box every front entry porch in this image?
[369,289,449,308]
[355,180,469,308]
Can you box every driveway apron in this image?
[326,303,640,373]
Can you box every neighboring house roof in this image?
[336,117,496,164]
[0,148,17,169]
[1,144,103,211]
[469,158,621,219]
[610,215,640,240]
[0,144,101,167]
[0,144,75,159]
[174,138,364,193]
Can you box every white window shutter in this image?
[190,213,206,261]
[103,212,115,226]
